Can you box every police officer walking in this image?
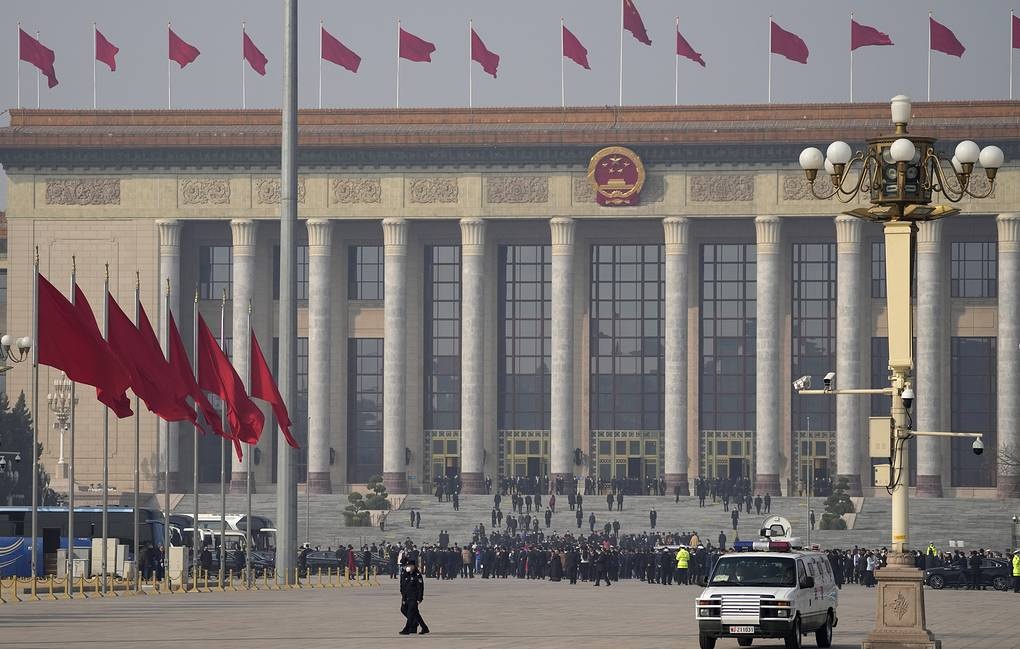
[399,558,430,635]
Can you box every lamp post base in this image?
[861,553,940,649]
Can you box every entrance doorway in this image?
[444,457,459,478]
[526,457,541,479]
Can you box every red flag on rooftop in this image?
[95,27,119,72]
[1013,13,1020,49]
[930,16,965,57]
[771,20,809,64]
[167,312,226,439]
[399,27,435,63]
[321,26,361,73]
[851,19,893,51]
[471,28,499,78]
[169,26,200,68]
[676,25,705,67]
[623,0,651,46]
[243,29,268,76]
[19,29,58,88]
[197,316,264,455]
[73,285,133,418]
[562,24,590,70]
[250,329,299,449]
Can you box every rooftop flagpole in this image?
[560,17,565,108]
[767,16,773,104]
[396,18,401,108]
[849,13,854,103]
[928,11,933,101]
[168,21,172,109]
[242,21,247,110]
[1011,9,1015,100]
[35,30,40,108]
[93,23,97,109]
[17,22,21,109]
[674,16,679,106]
[468,19,473,109]
[318,20,323,109]
[618,0,624,106]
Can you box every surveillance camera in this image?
[13,453,20,464]
[901,387,914,410]
[823,372,836,389]
[0,457,6,470]
[972,438,984,456]
[793,375,811,391]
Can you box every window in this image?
[871,241,886,298]
[199,245,232,300]
[348,338,384,483]
[424,246,461,430]
[348,245,385,300]
[951,337,996,487]
[499,245,551,431]
[951,242,996,298]
[272,245,309,300]
[589,244,664,431]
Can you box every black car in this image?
[300,550,390,577]
[924,558,1011,591]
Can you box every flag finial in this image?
[135,270,140,289]
[34,246,39,266]
[221,288,227,306]
[193,284,197,302]
[248,298,253,315]
[105,262,109,281]
[72,255,76,273]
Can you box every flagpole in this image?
[618,0,624,106]
[35,30,40,108]
[218,289,227,587]
[67,257,77,589]
[242,22,247,110]
[674,16,679,106]
[101,264,110,594]
[396,19,401,108]
[1011,9,1015,100]
[168,22,172,110]
[318,20,323,109]
[191,287,200,591]
[768,16,773,104]
[17,22,21,109]
[93,23,97,109]
[928,11,932,102]
[849,13,854,103]
[132,273,140,592]
[30,247,39,581]
[468,19,473,109]
[245,300,253,588]
[162,279,170,593]
[560,17,565,108]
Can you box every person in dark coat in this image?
[718,531,727,550]
[616,492,623,511]
[731,508,739,532]
[764,493,771,513]
[415,511,421,528]
[589,512,597,533]
[576,508,584,529]
[606,492,614,511]
[399,559,429,635]
[568,492,576,511]
[593,550,611,587]
[649,508,657,529]
[754,494,763,515]
[491,508,498,527]
[544,508,553,528]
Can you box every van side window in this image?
[808,561,816,577]
[797,559,808,587]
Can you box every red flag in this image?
[169,27,200,68]
[1013,13,1020,49]
[18,29,58,88]
[471,28,499,78]
[851,19,893,51]
[37,274,131,415]
[136,301,195,422]
[623,0,651,46]
[107,292,194,423]
[321,27,361,73]
[197,317,264,450]
[72,286,133,418]
[930,17,965,58]
[168,312,226,439]
[562,25,590,70]
[771,20,809,64]
[242,30,268,76]
[399,27,435,63]
[250,329,299,449]
[676,27,706,67]
[95,28,118,72]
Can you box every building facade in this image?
[1,102,1018,499]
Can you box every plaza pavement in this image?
[1,577,1018,649]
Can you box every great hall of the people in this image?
[0,101,1017,499]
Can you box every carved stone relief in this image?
[255,177,306,204]
[485,176,549,204]
[690,174,754,202]
[180,177,231,205]
[331,177,382,204]
[45,178,121,205]
[408,177,458,204]
[781,174,834,201]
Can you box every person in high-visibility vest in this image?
[675,547,691,585]
[925,543,938,569]
[1012,550,1020,594]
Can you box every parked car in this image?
[301,550,389,577]
[924,558,1011,591]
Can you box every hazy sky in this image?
[2,0,1018,208]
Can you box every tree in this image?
[362,474,391,510]
[818,477,854,531]
[0,392,60,506]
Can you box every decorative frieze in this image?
[331,177,382,204]
[408,177,458,204]
[255,177,306,205]
[573,176,596,203]
[782,173,834,201]
[45,178,120,205]
[180,177,230,205]
[485,176,549,204]
[690,174,754,202]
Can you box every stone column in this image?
[835,215,865,496]
[755,215,783,496]
[382,218,409,493]
[915,220,946,497]
[663,217,690,495]
[305,219,334,494]
[550,217,576,485]
[156,219,183,492]
[227,219,258,494]
[997,213,1020,498]
[459,218,487,493]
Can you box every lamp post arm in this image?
[909,431,983,440]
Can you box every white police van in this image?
[695,517,838,649]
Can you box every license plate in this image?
[729,626,755,635]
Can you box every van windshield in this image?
[710,556,797,587]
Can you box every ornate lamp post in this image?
[798,95,1004,649]
[46,373,76,483]
[0,334,32,375]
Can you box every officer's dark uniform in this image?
[399,561,429,635]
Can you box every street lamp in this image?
[798,95,1004,649]
[0,334,32,374]
[46,374,76,482]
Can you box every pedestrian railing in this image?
[0,565,382,604]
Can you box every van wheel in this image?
[698,634,717,649]
[737,638,753,647]
[784,618,803,649]
[928,574,945,589]
[815,612,833,648]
